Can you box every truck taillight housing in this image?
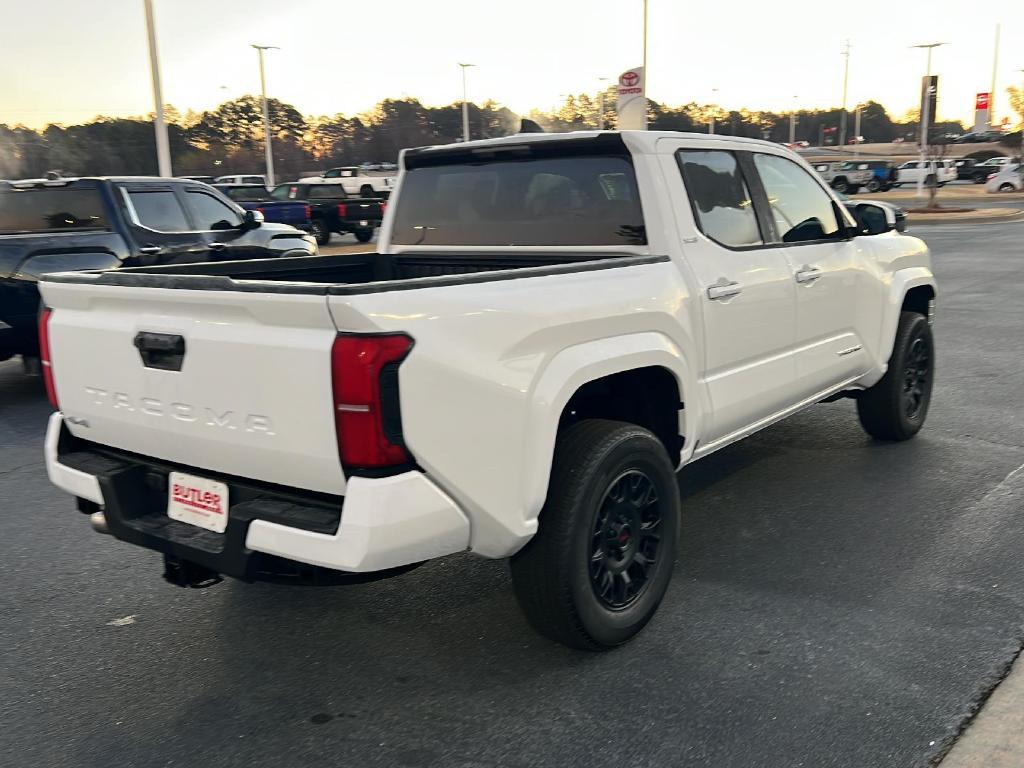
[331,334,413,470]
[38,308,58,409]
[337,203,348,218]
[380,201,387,215]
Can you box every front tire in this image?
[510,420,680,651]
[857,311,934,441]
[832,178,849,194]
[310,220,331,246]
[999,183,1016,193]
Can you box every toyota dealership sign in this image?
[616,66,647,130]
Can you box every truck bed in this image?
[42,251,665,295]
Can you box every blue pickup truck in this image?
[213,184,312,231]
[0,176,317,369]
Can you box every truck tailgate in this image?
[40,280,346,495]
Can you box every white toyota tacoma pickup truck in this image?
[40,131,936,650]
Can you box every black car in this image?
[0,176,316,368]
[954,131,1004,144]
[954,158,991,183]
[270,183,384,245]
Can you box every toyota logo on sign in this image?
[620,71,639,87]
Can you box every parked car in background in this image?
[297,167,396,198]
[954,158,989,183]
[39,131,936,650]
[177,175,216,185]
[214,184,312,231]
[214,174,267,187]
[985,164,1022,193]
[812,161,873,193]
[954,131,1004,143]
[847,160,897,192]
[975,156,1012,175]
[270,182,384,244]
[0,176,316,370]
[893,160,956,187]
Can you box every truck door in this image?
[117,183,208,265]
[180,186,268,261]
[748,152,877,401]
[661,143,799,446]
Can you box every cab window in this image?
[185,190,242,230]
[753,153,842,244]
[676,150,762,248]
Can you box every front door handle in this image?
[795,265,823,284]
[208,241,227,250]
[138,245,161,255]
[706,281,742,301]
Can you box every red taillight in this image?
[337,203,348,217]
[304,204,312,221]
[38,308,58,409]
[257,206,265,216]
[380,201,387,215]
[331,334,413,469]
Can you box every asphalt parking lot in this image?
[2,219,1023,768]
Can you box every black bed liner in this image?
[40,251,669,296]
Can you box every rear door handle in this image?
[208,241,226,250]
[795,266,823,284]
[706,281,742,301]
[138,245,161,255]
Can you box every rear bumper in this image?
[44,413,470,579]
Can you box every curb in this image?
[905,209,1024,226]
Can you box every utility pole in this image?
[143,0,171,176]
[597,77,608,130]
[853,105,862,156]
[912,42,947,196]
[709,87,718,135]
[252,44,279,187]
[989,24,1001,129]
[789,94,798,144]
[458,63,474,142]
[839,39,851,148]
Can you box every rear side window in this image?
[308,185,345,200]
[390,154,645,246]
[753,153,841,244]
[677,150,762,248]
[126,189,190,232]
[0,187,108,234]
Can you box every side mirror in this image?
[852,202,897,236]
[242,209,264,229]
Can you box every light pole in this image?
[709,87,719,135]
[143,0,171,176]
[912,42,947,196]
[597,77,609,130]
[252,44,279,187]
[989,24,1001,129]
[458,63,474,142]
[789,94,798,144]
[853,104,862,156]
[839,39,851,147]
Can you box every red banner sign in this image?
[976,92,990,110]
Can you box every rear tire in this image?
[832,178,849,193]
[857,311,934,441]
[359,184,375,198]
[310,220,331,246]
[865,178,881,193]
[510,420,680,651]
[354,228,374,243]
[999,183,1016,193]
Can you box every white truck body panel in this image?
[42,130,935,572]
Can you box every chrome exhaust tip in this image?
[90,510,110,535]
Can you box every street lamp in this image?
[143,0,171,176]
[911,42,947,196]
[458,63,475,142]
[839,39,851,147]
[252,44,279,187]
[709,87,719,135]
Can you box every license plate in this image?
[167,472,229,533]
[359,220,368,226]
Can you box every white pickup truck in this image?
[298,166,396,198]
[41,132,936,650]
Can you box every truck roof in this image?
[8,176,206,188]
[404,130,785,160]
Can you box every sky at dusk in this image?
[2,0,1023,129]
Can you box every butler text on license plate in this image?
[167,472,229,533]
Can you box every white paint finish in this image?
[41,131,938,568]
[39,281,346,495]
[245,471,469,572]
[45,412,104,505]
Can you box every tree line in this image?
[0,92,979,181]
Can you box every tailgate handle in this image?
[134,332,186,372]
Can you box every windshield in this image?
[0,186,109,234]
[390,153,646,246]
